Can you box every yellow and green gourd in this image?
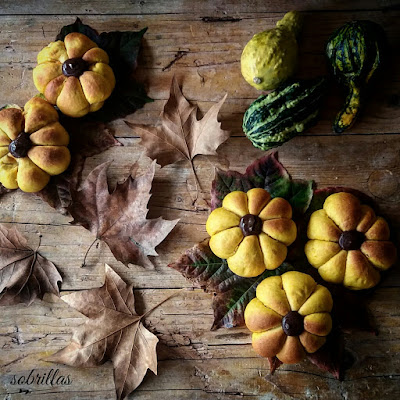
[326,20,386,133]
[243,77,327,151]
[241,11,303,91]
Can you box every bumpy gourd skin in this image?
[305,192,397,290]
[33,32,116,118]
[206,188,297,278]
[241,11,303,91]
[0,97,71,192]
[326,20,386,133]
[245,271,333,364]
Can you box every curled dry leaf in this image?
[68,160,179,268]
[125,76,230,201]
[0,224,62,305]
[46,264,167,400]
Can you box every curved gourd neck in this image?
[276,11,303,37]
[334,84,362,133]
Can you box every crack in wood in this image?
[201,16,242,23]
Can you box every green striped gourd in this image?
[326,20,386,133]
[243,78,326,151]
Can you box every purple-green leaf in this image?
[211,151,313,215]
[168,239,294,330]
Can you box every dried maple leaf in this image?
[0,224,62,305]
[125,76,230,200]
[68,160,179,268]
[46,264,167,400]
[36,120,121,215]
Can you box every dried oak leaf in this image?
[46,264,158,400]
[168,238,293,330]
[0,224,62,306]
[68,160,179,268]
[125,76,230,198]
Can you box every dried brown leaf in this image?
[125,76,230,199]
[68,161,179,268]
[0,224,62,305]
[36,121,121,215]
[46,264,159,400]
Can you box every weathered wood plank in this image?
[1,0,399,16]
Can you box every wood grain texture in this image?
[1,1,400,399]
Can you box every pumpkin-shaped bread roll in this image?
[245,271,333,364]
[206,189,297,277]
[305,192,397,290]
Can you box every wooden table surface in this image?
[1,1,400,399]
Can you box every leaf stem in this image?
[189,159,203,205]
[141,289,183,320]
[82,238,98,268]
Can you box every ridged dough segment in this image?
[361,241,397,271]
[0,108,24,140]
[262,218,297,246]
[323,192,361,231]
[256,276,290,316]
[0,155,18,189]
[206,208,240,236]
[0,147,9,158]
[33,62,63,94]
[82,47,110,64]
[281,271,317,311]
[259,232,287,270]
[298,285,333,316]
[222,191,249,217]
[304,313,332,336]
[344,250,380,290]
[305,239,341,268]
[80,70,114,104]
[227,235,265,277]
[307,209,341,242]
[24,97,59,134]
[0,129,11,146]
[16,157,50,192]
[318,250,347,284]
[28,146,71,176]
[244,298,282,332]
[258,197,292,220]
[44,75,67,104]
[89,63,116,89]
[276,335,305,364]
[56,76,90,118]
[299,331,326,354]
[29,122,69,146]
[252,327,286,358]
[365,217,390,241]
[247,188,271,215]
[209,227,243,259]
[37,40,68,64]
[356,205,376,233]
[64,32,97,59]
